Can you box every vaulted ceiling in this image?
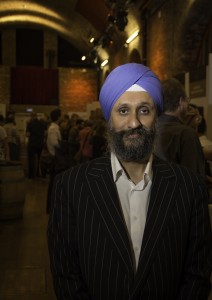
[0,0,106,51]
[0,0,211,70]
[0,0,127,62]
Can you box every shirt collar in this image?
[111,152,153,186]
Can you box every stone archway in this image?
[129,48,142,64]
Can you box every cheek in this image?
[109,115,125,130]
[139,115,156,128]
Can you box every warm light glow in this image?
[126,30,139,44]
[81,56,86,61]
[0,1,63,22]
[0,1,76,41]
[0,15,72,37]
[101,59,108,67]
[89,37,94,43]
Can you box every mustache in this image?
[118,126,153,138]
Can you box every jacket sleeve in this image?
[47,171,92,300]
[180,128,205,177]
[177,177,212,299]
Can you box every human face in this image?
[108,91,157,162]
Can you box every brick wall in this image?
[0,29,98,115]
[146,1,190,80]
[145,0,210,80]
[59,68,98,112]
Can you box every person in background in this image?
[39,114,51,178]
[40,113,50,129]
[69,113,80,128]
[197,115,212,198]
[26,112,47,178]
[59,114,71,141]
[47,109,62,158]
[154,78,205,177]
[184,105,212,199]
[92,119,107,158]
[68,118,84,166]
[4,114,20,161]
[0,114,9,161]
[46,108,62,213]
[78,119,93,163]
[198,116,212,162]
[48,63,212,300]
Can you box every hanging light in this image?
[126,30,139,44]
[101,59,108,67]
[126,31,139,44]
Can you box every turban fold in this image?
[99,63,163,122]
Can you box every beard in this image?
[108,125,155,163]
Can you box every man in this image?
[26,112,47,178]
[68,118,84,166]
[46,109,62,158]
[154,78,205,176]
[47,63,212,299]
[46,108,62,213]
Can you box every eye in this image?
[118,107,129,115]
[138,106,150,115]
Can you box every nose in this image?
[127,112,141,129]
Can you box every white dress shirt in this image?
[111,152,153,269]
[47,122,61,156]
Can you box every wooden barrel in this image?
[0,162,26,220]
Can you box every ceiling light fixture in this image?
[126,30,139,44]
[101,59,108,67]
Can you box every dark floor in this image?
[0,176,56,300]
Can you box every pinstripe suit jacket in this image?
[47,156,212,300]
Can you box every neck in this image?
[120,158,149,185]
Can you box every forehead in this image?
[113,91,155,108]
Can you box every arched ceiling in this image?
[0,0,143,64]
[0,0,211,70]
[0,0,106,53]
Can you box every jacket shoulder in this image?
[153,156,205,186]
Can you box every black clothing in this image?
[48,156,212,299]
[154,114,205,176]
[26,118,47,178]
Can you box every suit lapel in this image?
[85,157,134,274]
[131,160,178,296]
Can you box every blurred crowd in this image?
[0,100,211,196]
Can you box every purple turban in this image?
[99,63,163,122]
